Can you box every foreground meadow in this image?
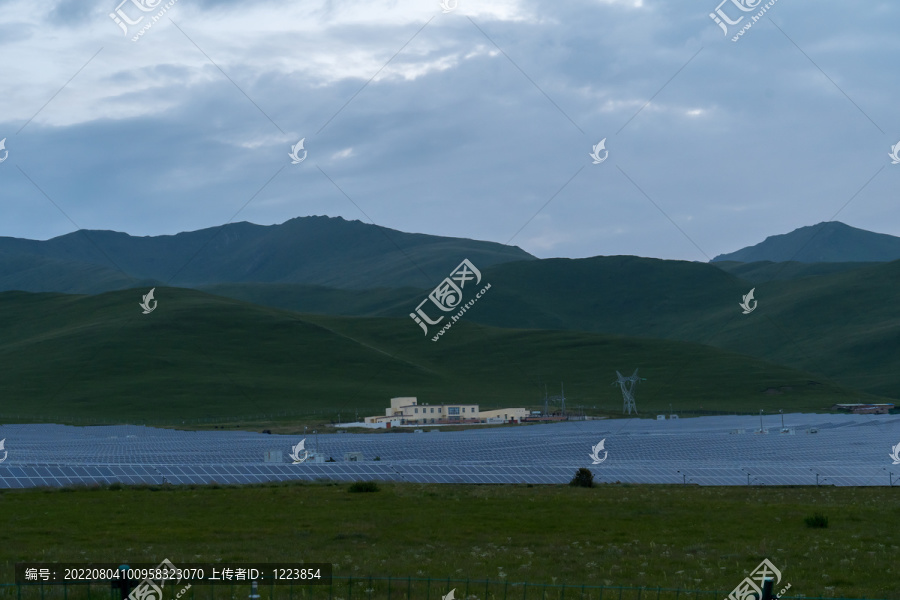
[0,482,896,598]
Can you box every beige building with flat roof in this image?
[480,408,528,422]
[365,397,526,425]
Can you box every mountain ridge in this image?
[711,221,900,263]
[0,215,536,293]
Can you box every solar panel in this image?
[1,414,899,486]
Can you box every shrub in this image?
[805,512,829,528]
[569,468,595,488]
[348,481,380,493]
[373,456,381,461]
[108,482,124,491]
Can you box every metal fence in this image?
[0,575,887,600]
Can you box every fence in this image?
[0,575,887,600]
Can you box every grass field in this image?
[0,481,897,598]
[0,288,889,428]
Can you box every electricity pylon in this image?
[613,369,646,415]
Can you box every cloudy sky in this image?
[0,0,897,261]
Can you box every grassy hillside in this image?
[0,482,895,598]
[0,288,884,425]
[462,257,900,399]
[195,256,900,401]
[695,260,900,398]
[197,282,418,316]
[0,251,156,293]
[200,255,743,339]
[711,260,876,283]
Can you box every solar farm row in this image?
[0,414,898,487]
[0,463,893,488]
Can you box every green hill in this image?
[196,256,900,400]
[201,255,746,338]
[711,260,877,283]
[461,257,900,399]
[0,288,885,425]
[0,251,157,293]
[692,259,900,398]
[197,282,418,316]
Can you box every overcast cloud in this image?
[0,0,897,261]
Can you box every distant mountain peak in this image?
[711,221,900,264]
[0,215,536,294]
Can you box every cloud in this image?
[0,0,897,263]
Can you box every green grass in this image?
[203,256,900,401]
[0,482,896,597]
[0,288,885,427]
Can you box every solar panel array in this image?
[1,413,899,487]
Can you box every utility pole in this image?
[560,383,565,416]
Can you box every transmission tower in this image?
[543,383,566,416]
[613,369,646,415]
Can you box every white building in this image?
[365,397,529,425]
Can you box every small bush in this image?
[108,482,124,491]
[348,481,380,493]
[569,468,595,488]
[373,456,381,461]
[805,512,829,528]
